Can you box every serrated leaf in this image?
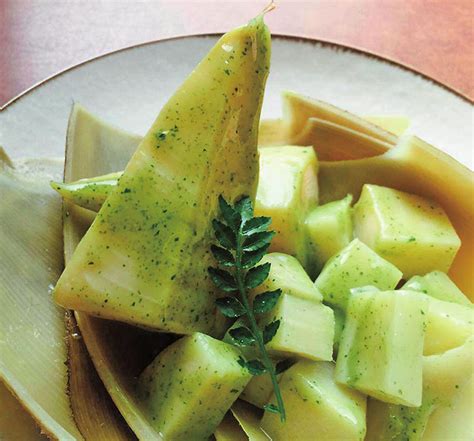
[275,359,294,375]
[212,219,236,250]
[253,289,282,314]
[237,356,247,369]
[245,263,271,289]
[229,326,255,346]
[215,297,245,318]
[218,195,241,232]
[242,216,271,235]
[211,194,285,418]
[234,196,253,221]
[241,245,270,269]
[211,245,234,267]
[245,359,267,376]
[208,267,237,292]
[242,231,275,252]
[263,320,280,344]
[264,403,281,414]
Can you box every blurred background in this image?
[0,0,472,106]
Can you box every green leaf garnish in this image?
[264,403,280,414]
[244,359,267,376]
[218,196,241,232]
[207,267,237,292]
[212,219,236,250]
[243,231,275,252]
[245,263,271,289]
[229,326,256,346]
[275,359,294,375]
[210,245,235,267]
[234,196,253,221]
[263,320,280,344]
[208,195,286,422]
[215,297,245,318]
[242,216,272,235]
[253,289,282,314]
[241,246,270,269]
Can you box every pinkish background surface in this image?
[1,0,473,106]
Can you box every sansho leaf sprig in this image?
[208,195,286,421]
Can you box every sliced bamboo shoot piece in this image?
[281,91,398,145]
[319,135,474,297]
[55,116,472,298]
[423,374,474,440]
[0,154,84,440]
[63,104,163,439]
[52,171,122,212]
[366,336,473,440]
[231,400,270,440]
[258,118,286,147]
[364,115,410,136]
[214,413,248,441]
[291,117,392,160]
[60,11,271,434]
[55,15,270,335]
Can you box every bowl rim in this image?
[1,32,472,112]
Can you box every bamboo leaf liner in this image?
[0,155,84,440]
[0,380,47,440]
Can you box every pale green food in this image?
[315,238,402,311]
[403,271,472,307]
[422,295,473,355]
[49,107,471,439]
[366,336,473,441]
[332,306,346,353]
[340,287,474,356]
[239,369,279,409]
[317,135,473,297]
[251,252,322,303]
[51,171,122,212]
[262,361,367,441]
[137,333,251,441]
[255,145,318,268]
[353,184,461,278]
[305,194,353,274]
[54,15,271,334]
[335,290,428,407]
[366,397,434,441]
[259,293,334,361]
[423,371,473,440]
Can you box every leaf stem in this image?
[235,226,286,422]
